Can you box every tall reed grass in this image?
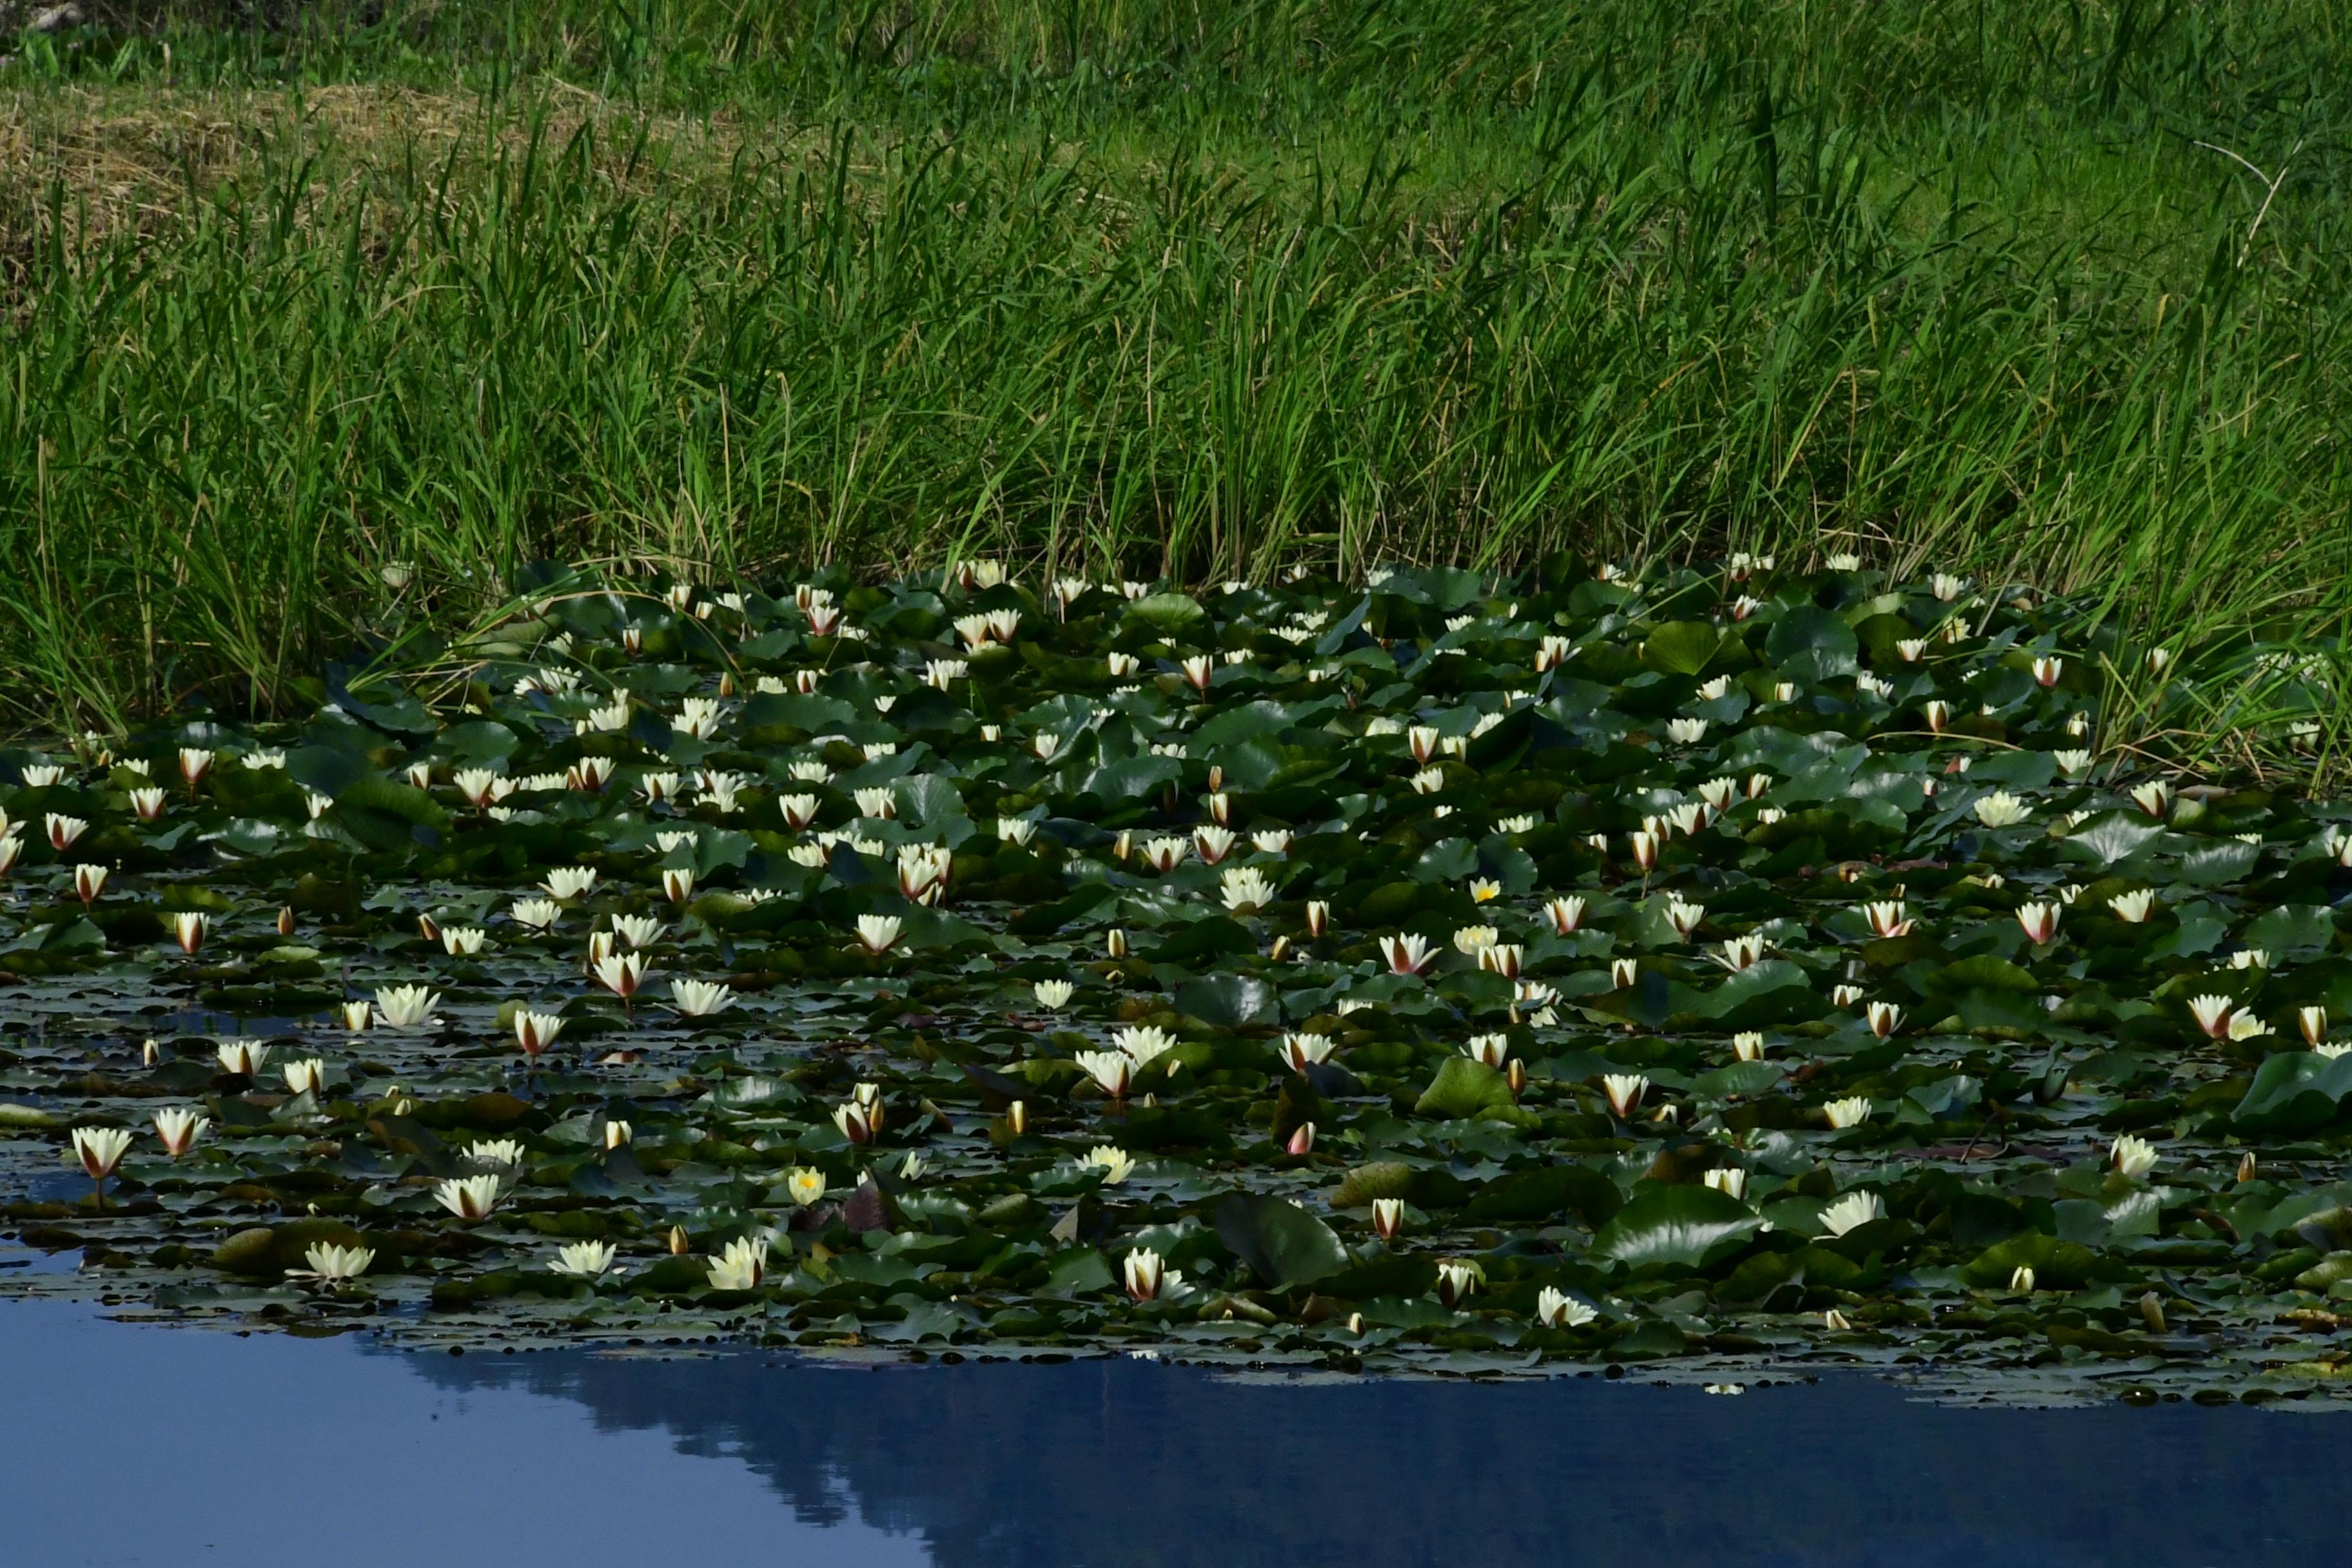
[3,0,2348,732]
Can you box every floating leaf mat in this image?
[5,560,2352,1406]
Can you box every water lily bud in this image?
[2032,655,2063,687]
[1008,1099,1027,1136]
[416,912,441,943]
[1305,899,1330,937]
[1371,1198,1404,1242]
[2010,1265,2036,1292]
[2238,1151,2257,1184]
[1866,1001,1902,1037]
[604,1120,632,1150]
[1122,1248,1168,1303]
[2300,1006,2328,1046]
[1629,830,1659,871]
[669,1224,690,1255]
[1611,957,1639,988]
[1268,935,1291,963]
[1105,928,1128,959]
[141,1038,161,1067]
[169,911,209,955]
[2140,1291,2167,1333]
[1601,1073,1648,1119]
[1286,1122,1315,1155]
[1506,1059,1527,1095]
[662,867,696,904]
[72,863,107,906]
[1348,1312,1364,1335]
[1434,1260,1479,1309]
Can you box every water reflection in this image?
[419,1345,2325,1568]
[3,1283,2339,1568]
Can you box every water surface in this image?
[0,1282,2328,1568]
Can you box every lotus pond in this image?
[6,560,2352,1404]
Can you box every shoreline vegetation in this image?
[3,1,2349,776]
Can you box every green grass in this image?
[4,0,2351,734]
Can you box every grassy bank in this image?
[3,0,2349,730]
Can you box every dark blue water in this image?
[0,1279,2338,1567]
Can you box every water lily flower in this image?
[178,747,215,789]
[1250,829,1293,856]
[2301,1006,2328,1046]
[1820,1191,1884,1237]
[282,1058,326,1097]
[707,1237,766,1291]
[1709,934,1767,973]
[855,914,903,954]
[1453,925,1498,956]
[660,867,696,904]
[1407,767,1447,796]
[1139,836,1188,874]
[1665,897,1705,939]
[1536,1288,1597,1329]
[2111,1134,2159,1179]
[153,1106,208,1156]
[467,1139,525,1170]
[542,866,599,901]
[1304,899,1331,937]
[1462,1033,1509,1069]
[600,1119,632,1150]
[2186,994,2233,1037]
[1193,825,1237,864]
[69,1126,133,1202]
[1435,1260,1480,1309]
[2017,902,2061,944]
[1972,790,2032,828]
[1822,1095,1872,1129]
[1123,1248,1177,1302]
[2108,889,2157,923]
[1831,983,1865,1008]
[1379,933,1438,975]
[1479,943,1524,978]
[435,1175,503,1221]
[2230,948,2270,971]
[1859,901,1910,939]
[2128,781,2172,819]
[591,952,648,1003]
[1371,1198,1405,1242]
[48,814,88,851]
[1612,957,1640,988]
[1732,1031,1765,1062]
[374,984,442,1031]
[1703,1168,1749,1200]
[500,1008,562,1063]
[672,979,734,1017]
[0,833,21,877]
[1601,1073,1649,1118]
[1077,1050,1133,1098]
[1220,867,1276,913]
[1034,979,1074,1010]
[786,1168,827,1206]
[212,1037,269,1076]
[1923,700,1950,732]
[1280,1033,1335,1072]
[1629,830,1660,871]
[510,897,562,932]
[1866,1001,1902,1037]
[292,1243,375,1283]
[71,863,107,907]
[2010,1265,2037,1292]
[1180,654,1213,691]
[1082,1145,1135,1184]
[549,1240,617,1281]
[1541,896,1588,936]
[832,1101,876,1145]
[130,787,166,821]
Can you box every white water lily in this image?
[1972,790,2032,828]
[216,1039,271,1076]
[69,1126,133,1184]
[1732,1031,1765,1062]
[591,952,648,1003]
[2111,1134,2159,1179]
[1536,1288,1598,1329]
[1600,1073,1649,1118]
[2108,888,2157,923]
[282,1057,327,1097]
[1280,1032,1335,1072]
[374,984,442,1031]
[1081,1145,1136,1184]
[707,1236,767,1291]
[1192,825,1237,863]
[1219,867,1276,913]
[1380,932,1437,975]
[467,1139,525,1168]
[1702,1167,1749,1200]
[1122,1248,1179,1302]
[1823,1095,1873,1129]
[672,978,735,1017]
[435,1175,503,1221]
[1462,1033,1509,1068]
[549,1240,618,1281]
[1115,1026,1177,1068]
[1866,1000,1903,1037]
[510,897,563,931]
[542,866,599,900]
[786,1168,828,1206]
[1077,1050,1133,1097]
[2186,994,2234,1037]
[855,914,903,954]
[1033,979,1075,1010]
[1820,1191,1884,1237]
[511,1008,564,1060]
[1435,1259,1480,1309]
[291,1243,375,1283]
[153,1106,209,1156]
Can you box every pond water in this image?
[0,1269,2335,1567]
